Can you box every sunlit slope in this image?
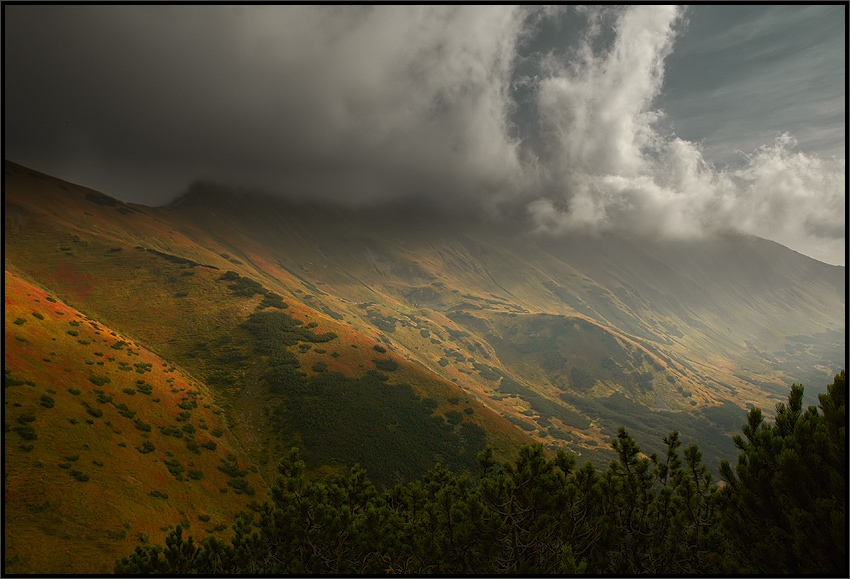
[3,161,534,485]
[165,184,844,399]
[5,160,844,472]
[4,270,266,574]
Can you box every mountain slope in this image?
[3,160,845,571]
[4,269,266,574]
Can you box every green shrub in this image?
[149,490,168,499]
[32,312,44,320]
[187,470,204,481]
[311,361,328,373]
[210,428,224,438]
[226,478,255,495]
[198,514,211,522]
[87,408,104,418]
[13,424,37,441]
[115,403,136,419]
[70,470,90,482]
[67,330,79,337]
[106,529,128,541]
[40,395,55,408]
[13,318,26,325]
[373,344,387,353]
[89,374,111,386]
[134,418,151,432]
[445,410,464,425]
[19,444,34,452]
[373,358,399,372]
[201,440,217,451]
[163,459,185,479]
[122,388,137,395]
[69,388,81,395]
[17,414,36,424]
[258,292,287,309]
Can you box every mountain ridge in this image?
[3,159,845,572]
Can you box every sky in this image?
[4,5,846,265]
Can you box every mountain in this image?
[3,160,845,573]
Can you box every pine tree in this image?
[718,371,847,575]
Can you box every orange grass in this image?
[4,270,267,574]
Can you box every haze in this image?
[4,5,845,265]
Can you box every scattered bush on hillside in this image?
[89,374,111,386]
[373,344,387,353]
[373,358,399,372]
[445,410,464,425]
[226,478,255,495]
[70,470,90,482]
[32,313,44,320]
[134,419,151,432]
[137,441,155,454]
[13,424,37,441]
[228,276,266,297]
[258,292,287,309]
[13,318,26,325]
[164,459,185,480]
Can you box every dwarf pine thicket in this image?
[115,371,846,575]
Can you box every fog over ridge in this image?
[4,5,845,265]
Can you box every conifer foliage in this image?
[115,372,846,575]
[718,370,846,574]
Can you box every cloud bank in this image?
[4,5,845,264]
[528,6,845,267]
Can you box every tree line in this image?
[115,371,845,575]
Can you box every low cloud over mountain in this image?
[4,6,845,264]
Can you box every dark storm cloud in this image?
[5,5,530,208]
[3,5,845,265]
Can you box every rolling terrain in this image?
[4,159,846,573]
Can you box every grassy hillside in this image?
[3,159,844,572]
[4,270,266,574]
